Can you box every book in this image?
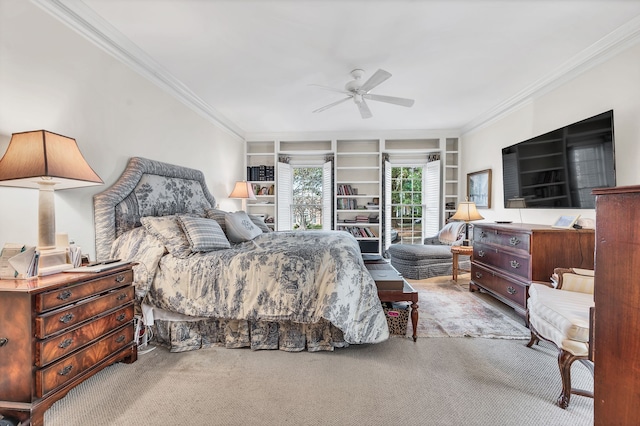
[0,243,39,279]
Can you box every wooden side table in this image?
[451,245,473,281]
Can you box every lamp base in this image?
[38,248,73,276]
[462,239,470,246]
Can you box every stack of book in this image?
[0,243,39,279]
[246,165,275,181]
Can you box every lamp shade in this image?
[507,197,527,208]
[229,181,256,200]
[450,200,484,222]
[0,130,103,251]
[0,130,103,189]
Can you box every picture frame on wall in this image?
[467,169,492,208]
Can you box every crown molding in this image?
[461,14,640,135]
[31,0,245,141]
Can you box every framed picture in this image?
[552,215,581,229]
[467,169,492,208]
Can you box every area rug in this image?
[399,274,530,339]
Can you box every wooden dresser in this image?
[593,186,640,425]
[470,223,595,317]
[0,264,137,426]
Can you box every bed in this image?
[94,157,389,352]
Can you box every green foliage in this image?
[292,167,323,230]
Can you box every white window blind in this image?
[277,162,292,230]
[322,161,332,230]
[424,159,441,238]
[384,160,392,250]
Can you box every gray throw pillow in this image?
[178,215,230,252]
[225,211,263,243]
[249,214,271,233]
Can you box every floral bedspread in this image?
[141,230,389,345]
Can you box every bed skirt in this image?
[152,317,349,353]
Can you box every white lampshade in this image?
[450,200,484,222]
[0,130,103,250]
[229,181,256,200]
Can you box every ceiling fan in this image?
[311,68,414,119]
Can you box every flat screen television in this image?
[502,110,615,209]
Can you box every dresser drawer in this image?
[473,242,531,281]
[473,226,530,254]
[36,303,134,367]
[36,269,133,313]
[471,263,528,309]
[36,324,134,397]
[35,286,134,339]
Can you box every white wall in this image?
[0,0,245,259]
[461,42,640,225]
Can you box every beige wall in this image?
[461,42,640,225]
[0,1,244,259]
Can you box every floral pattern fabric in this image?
[131,229,389,348]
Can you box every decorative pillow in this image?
[225,211,263,243]
[140,215,192,258]
[177,215,230,252]
[204,208,229,235]
[109,227,166,297]
[249,214,271,233]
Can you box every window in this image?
[292,167,323,230]
[390,166,424,245]
[384,158,440,248]
[278,160,332,231]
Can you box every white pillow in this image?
[225,211,263,243]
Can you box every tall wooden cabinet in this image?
[593,185,640,425]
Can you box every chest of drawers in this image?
[470,223,594,317]
[0,265,137,426]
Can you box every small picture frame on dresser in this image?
[552,215,580,229]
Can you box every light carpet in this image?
[402,273,530,339]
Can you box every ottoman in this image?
[387,244,470,280]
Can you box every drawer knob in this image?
[57,290,72,300]
[480,231,487,239]
[58,338,74,349]
[477,250,485,257]
[0,337,8,347]
[115,274,125,283]
[509,237,521,246]
[58,365,74,376]
[59,313,75,324]
[510,260,521,269]
[475,272,483,279]
[115,335,126,344]
[507,286,517,295]
[116,293,127,301]
[116,313,126,322]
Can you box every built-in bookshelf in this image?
[246,141,276,229]
[335,140,381,254]
[244,135,460,252]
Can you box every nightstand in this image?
[0,264,137,426]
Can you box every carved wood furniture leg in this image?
[557,349,575,409]
[411,301,419,342]
[526,332,539,348]
[452,251,459,281]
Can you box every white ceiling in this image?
[36,0,640,137]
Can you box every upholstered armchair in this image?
[387,221,467,279]
[526,267,595,408]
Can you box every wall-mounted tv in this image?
[502,110,615,209]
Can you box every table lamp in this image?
[229,180,256,210]
[450,199,484,246]
[0,130,103,274]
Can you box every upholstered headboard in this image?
[93,157,216,260]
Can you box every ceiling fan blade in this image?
[356,98,373,119]
[364,93,415,107]
[359,69,392,93]
[309,84,350,95]
[312,96,352,113]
